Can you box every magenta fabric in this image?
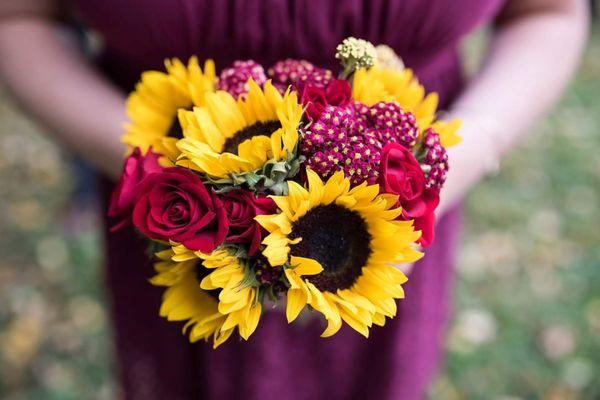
[74,1,506,398]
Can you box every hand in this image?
[436,111,501,217]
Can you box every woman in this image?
[0,1,588,399]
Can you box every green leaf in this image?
[204,152,305,195]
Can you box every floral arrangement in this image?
[109,38,461,348]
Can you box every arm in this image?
[439,0,589,214]
[0,0,126,178]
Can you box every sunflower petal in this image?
[286,289,307,322]
[290,256,324,276]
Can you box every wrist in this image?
[443,107,503,176]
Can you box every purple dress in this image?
[72,1,505,398]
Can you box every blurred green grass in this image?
[433,25,600,400]
[0,25,599,400]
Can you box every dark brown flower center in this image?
[253,255,283,286]
[167,105,194,139]
[167,119,184,139]
[289,204,372,292]
[223,120,281,154]
[194,263,220,300]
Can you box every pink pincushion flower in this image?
[367,102,419,148]
[301,99,426,187]
[421,128,449,190]
[302,105,382,185]
[267,59,333,93]
[217,60,267,99]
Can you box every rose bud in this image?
[300,85,328,121]
[221,191,276,255]
[300,79,352,121]
[324,79,351,107]
[380,143,440,247]
[108,148,162,232]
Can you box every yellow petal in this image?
[286,289,307,322]
[290,256,324,276]
[321,313,343,338]
[241,303,262,340]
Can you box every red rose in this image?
[301,79,352,120]
[301,85,328,121]
[221,191,276,255]
[325,79,351,107]
[108,148,162,232]
[380,143,440,247]
[132,168,228,252]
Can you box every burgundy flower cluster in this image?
[297,104,442,245]
[421,128,449,190]
[259,58,445,247]
[302,104,383,186]
[217,60,268,99]
[267,59,333,93]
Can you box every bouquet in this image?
[109,38,460,348]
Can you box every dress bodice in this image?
[73,0,504,104]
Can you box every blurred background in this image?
[0,16,599,400]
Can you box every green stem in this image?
[339,64,355,81]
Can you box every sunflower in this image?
[197,248,262,342]
[255,169,423,338]
[352,66,461,148]
[123,57,216,160]
[175,79,303,179]
[150,244,261,348]
[150,246,230,347]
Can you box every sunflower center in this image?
[289,204,372,292]
[223,120,281,154]
[253,256,287,297]
[167,105,193,139]
[194,263,220,300]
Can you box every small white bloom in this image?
[335,37,377,70]
[375,44,405,70]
